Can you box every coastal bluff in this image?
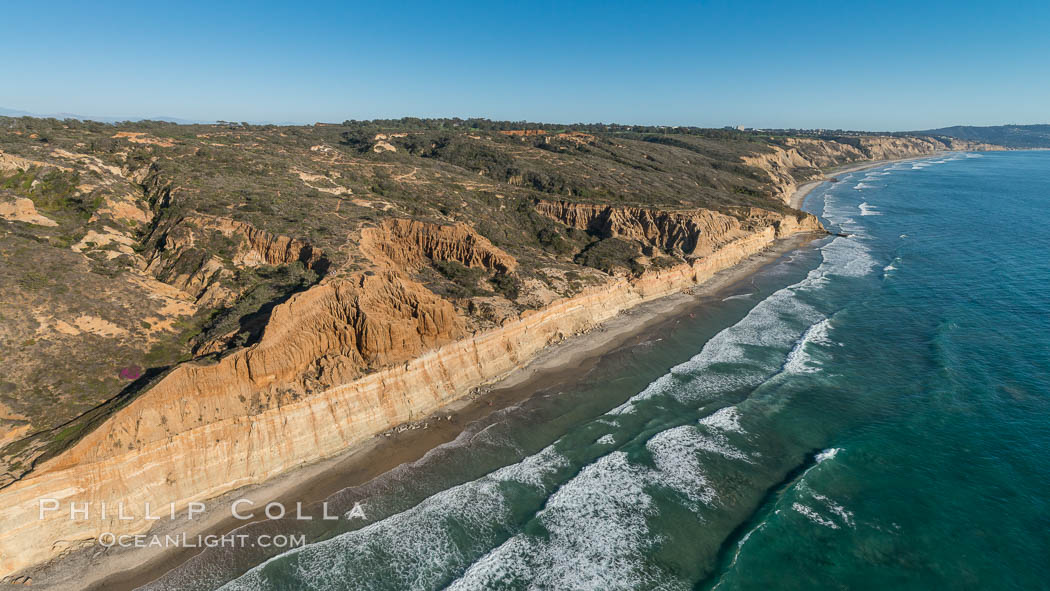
[0,209,820,577]
[0,117,1001,580]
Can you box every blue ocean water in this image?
[146,150,1050,590]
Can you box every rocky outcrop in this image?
[221,218,326,271]
[42,272,461,469]
[0,197,58,226]
[733,207,825,237]
[940,137,1004,152]
[146,214,328,304]
[0,151,74,174]
[361,218,517,273]
[741,145,826,203]
[0,209,822,577]
[535,201,749,258]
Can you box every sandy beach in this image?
[22,152,955,591]
[790,154,946,209]
[0,228,813,591]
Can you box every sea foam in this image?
[783,318,833,374]
[815,447,841,463]
[859,202,881,216]
[791,502,841,529]
[611,232,874,415]
[447,450,683,591]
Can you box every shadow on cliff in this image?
[0,365,175,489]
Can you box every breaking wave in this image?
[783,318,833,374]
[859,202,881,216]
[219,173,881,591]
[815,447,841,463]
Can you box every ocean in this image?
[144,150,1050,590]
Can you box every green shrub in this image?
[490,272,521,300]
[431,261,486,298]
[575,238,644,275]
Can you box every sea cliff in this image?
[0,121,998,579]
[743,135,1002,202]
[0,211,820,576]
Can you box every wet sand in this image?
[34,234,823,591]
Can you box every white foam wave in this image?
[815,447,841,463]
[819,235,878,278]
[450,417,758,590]
[219,446,569,591]
[611,236,873,415]
[810,491,855,528]
[447,451,684,591]
[858,202,881,216]
[647,427,722,505]
[596,434,616,445]
[853,182,874,190]
[698,406,744,433]
[783,318,832,374]
[791,502,840,529]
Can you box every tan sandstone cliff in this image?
[534,201,748,258]
[743,135,1003,202]
[0,207,822,577]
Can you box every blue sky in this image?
[2,0,1048,129]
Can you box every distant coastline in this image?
[789,152,977,210]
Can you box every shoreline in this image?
[23,230,826,591]
[18,151,950,589]
[789,153,952,210]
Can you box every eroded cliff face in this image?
[45,271,461,470]
[0,208,823,577]
[2,117,1014,580]
[360,218,517,273]
[146,214,329,305]
[535,201,748,257]
[742,136,1002,202]
[733,206,825,237]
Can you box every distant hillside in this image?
[0,106,206,125]
[914,124,1050,149]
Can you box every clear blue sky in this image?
[2,0,1047,130]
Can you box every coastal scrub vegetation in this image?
[0,113,972,484]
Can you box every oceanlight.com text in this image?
[97,532,307,549]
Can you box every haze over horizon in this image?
[2,0,1048,130]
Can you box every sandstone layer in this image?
[0,209,821,577]
[361,218,517,273]
[0,122,997,579]
[535,201,748,257]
